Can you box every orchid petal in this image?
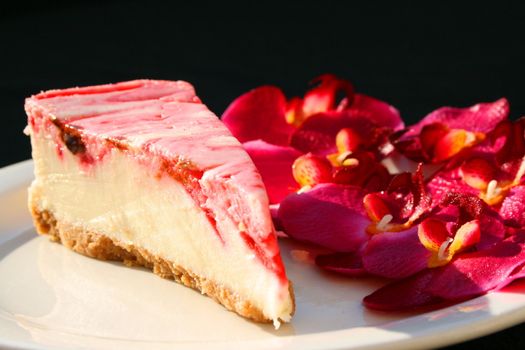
[336,127,363,153]
[289,111,376,155]
[477,209,506,250]
[364,235,525,311]
[363,270,441,311]
[363,166,433,234]
[278,183,369,252]
[285,97,303,125]
[419,123,449,156]
[362,191,412,234]
[362,227,431,279]
[413,98,509,134]
[302,75,354,117]
[286,74,354,126]
[331,152,391,192]
[440,192,484,223]
[447,220,481,255]
[433,129,484,163]
[500,186,525,228]
[348,94,404,131]
[428,196,502,250]
[406,165,434,223]
[290,93,402,155]
[222,86,294,145]
[427,169,478,205]
[315,252,367,277]
[387,165,433,223]
[417,216,479,268]
[243,140,301,204]
[393,99,509,163]
[269,203,283,231]
[493,118,525,166]
[459,157,495,190]
[428,235,525,300]
[381,165,433,224]
[363,193,392,223]
[418,219,450,252]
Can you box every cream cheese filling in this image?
[29,133,293,323]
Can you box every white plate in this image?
[2,160,525,350]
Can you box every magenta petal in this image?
[431,196,505,250]
[412,98,509,135]
[290,112,356,154]
[427,169,478,205]
[393,99,509,162]
[507,260,525,282]
[478,208,506,250]
[349,94,404,131]
[278,183,369,252]
[290,94,402,155]
[269,204,284,231]
[290,112,382,155]
[363,269,441,311]
[428,235,525,300]
[222,86,294,146]
[243,140,301,204]
[362,227,431,279]
[315,252,367,277]
[500,186,525,228]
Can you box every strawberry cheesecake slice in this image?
[24,80,294,326]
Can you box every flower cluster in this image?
[222,74,525,311]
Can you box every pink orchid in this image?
[221,86,293,146]
[363,165,433,234]
[290,95,402,155]
[364,233,525,311]
[278,183,369,252]
[391,99,509,164]
[222,74,403,203]
[428,118,525,207]
[223,75,525,312]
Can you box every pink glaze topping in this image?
[25,80,287,283]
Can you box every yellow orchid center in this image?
[418,219,480,268]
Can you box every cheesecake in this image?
[24,80,294,326]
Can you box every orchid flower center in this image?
[418,218,481,268]
[480,157,525,205]
[419,123,485,163]
[337,151,353,164]
[513,156,525,185]
[461,155,525,206]
[285,74,354,127]
[376,214,393,231]
[437,237,454,262]
[342,158,359,167]
[327,127,364,167]
[485,179,500,201]
[479,179,514,206]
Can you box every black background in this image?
[2,1,525,348]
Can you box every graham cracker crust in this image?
[30,205,282,323]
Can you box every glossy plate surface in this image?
[2,160,525,350]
